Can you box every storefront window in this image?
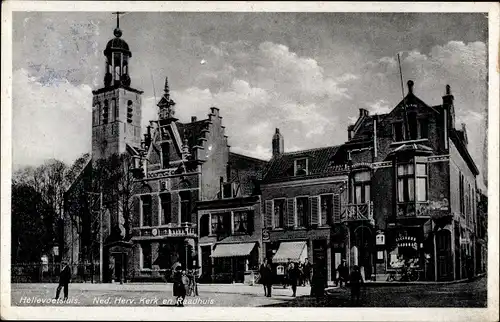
[387,234,421,270]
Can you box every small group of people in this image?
[259,257,326,298]
[167,262,199,307]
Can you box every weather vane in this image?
[112,12,126,29]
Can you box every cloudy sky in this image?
[12,12,488,187]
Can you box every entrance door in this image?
[200,245,212,282]
[233,257,246,283]
[353,226,373,280]
[436,230,452,280]
[114,253,125,283]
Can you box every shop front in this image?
[386,228,426,281]
[211,242,259,283]
[269,241,308,284]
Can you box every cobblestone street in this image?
[10,276,486,307]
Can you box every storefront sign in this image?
[460,237,471,245]
[262,229,270,241]
[276,265,284,275]
[376,233,385,245]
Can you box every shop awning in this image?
[211,242,256,258]
[273,241,307,263]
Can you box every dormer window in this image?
[393,117,429,142]
[294,158,308,176]
[393,122,404,142]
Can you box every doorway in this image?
[436,230,452,280]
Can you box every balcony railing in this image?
[133,223,197,238]
[342,202,374,224]
[397,202,450,219]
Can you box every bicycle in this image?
[386,266,420,282]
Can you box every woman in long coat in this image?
[172,266,188,306]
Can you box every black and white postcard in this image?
[1,1,499,321]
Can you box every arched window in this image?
[112,98,118,121]
[127,100,133,124]
[103,100,109,124]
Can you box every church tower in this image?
[92,13,143,160]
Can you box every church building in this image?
[63,15,267,282]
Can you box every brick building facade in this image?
[261,129,350,283]
[63,17,484,284]
[63,22,267,282]
[342,81,480,281]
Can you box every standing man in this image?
[336,259,348,287]
[55,261,71,300]
[259,258,270,297]
[349,265,364,306]
[288,262,299,297]
[303,258,312,286]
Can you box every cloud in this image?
[366,99,392,115]
[12,68,92,169]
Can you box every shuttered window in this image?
[320,194,333,226]
[310,196,319,225]
[287,198,295,227]
[333,194,341,223]
[273,199,285,229]
[296,197,309,228]
[264,200,273,229]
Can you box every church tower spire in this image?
[158,77,177,121]
[92,13,143,160]
[103,12,132,88]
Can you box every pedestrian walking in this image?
[288,262,299,297]
[336,259,348,287]
[172,265,188,306]
[349,265,364,306]
[259,258,271,297]
[303,258,312,286]
[283,259,292,288]
[310,262,327,298]
[54,261,71,300]
[297,262,304,286]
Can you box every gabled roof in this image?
[262,146,346,183]
[349,92,441,143]
[176,119,210,150]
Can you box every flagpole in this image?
[397,53,410,140]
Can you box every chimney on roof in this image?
[359,108,369,117]
[347,124,354,140]
[461,123,468,146]
[191,116,197,123]
[442,84,455,130]
[272,128,284,157]
[407,80,414,94]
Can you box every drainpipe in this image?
[433,222,438,281]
